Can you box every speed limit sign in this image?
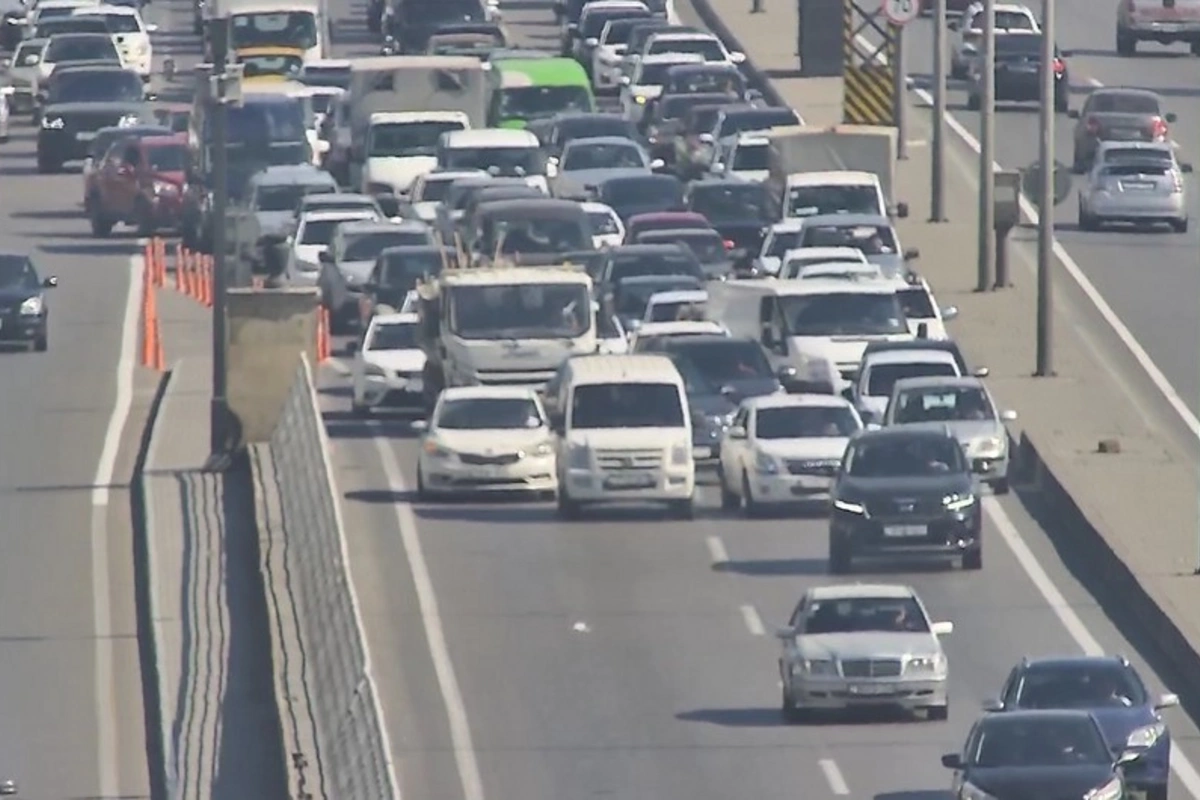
[881,0,919,24]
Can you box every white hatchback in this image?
[352,312,427,414]
[72,5,155,79]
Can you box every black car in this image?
[598,243,704,293]
[645,335,782,464]
[382,0,485,53]
[595,173,685,222]
[967,32,1069,113]
[942,710,1139,800]
[38,98,151,172]
[986,656,1177,800]
[0,254,57,352]
[828,424,981,573]
[685,179,771,265]
[643,92,740,163]
[607,273,703,330]
[860,339,974,376]
[360,245,450,320]
[635,227,734,280]
[545,112,643,158]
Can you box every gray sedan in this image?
[548,136,661,199]
[1078,158,1189,233]
[1069,88,1175,173]
[776,583,953,722]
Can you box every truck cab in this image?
[354,110,471,197]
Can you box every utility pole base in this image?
[210,399,239,455]
[1033,369,1056,378]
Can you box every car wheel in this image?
[135,198,156,237]
[416,466,433,502]
[718,467,740,510]
[557,488,582,520]
[33,331,47,352]
[670,498,695,520]
[992,477,1010,495]
[962,546,983,570]
[90,205,114,238]
[1147,784,1168,800]
[828,535,852,574]
[36,155,61,174]
[1171,217,1189,233]
[927,703,949,721]
[1116,29,1135,56]
[1078,203,1096,232]
[741,472,761,518]
[781,684,804,724]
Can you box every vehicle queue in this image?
[0,0,1189,794]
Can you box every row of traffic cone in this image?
[140,257,165,372]
[173,243,214,307]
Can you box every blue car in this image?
[986,656,1178,800]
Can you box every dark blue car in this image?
[987,656,1178,800]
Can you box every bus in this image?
[486,57,594,129]
[218,0,327,63]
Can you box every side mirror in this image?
[1067,108,1080,119]
[649,158,665,170]
[1165,111,1178,123]
[0,779,16,795]
[145,91,159,101]
[318,250,333,264]
[973,366,990,378]
[346,339,360,353]
[410,419,429,433]
[619,75,631,85]
[728,51,746,64]
[719,384,739,400]
[941,305,959,321]
[1116,750,1142,766]
[774,625,795,639]
[42,275,58,288]
[1156,693,1180,709]
[941,753,962,770]
[982,698,1005,712]
[147,22,159,31]
[904,247,920,261]
[895,201,909,218]
[930,620,954,636]
[916,322,929,339]
[865,422,881,431]
[698,132,714,144]
[776,365,798,382]
[1181,163,1194,174]
[710,161,725,173]
[727,424,747,439]
[585,36,598,46]
[1000,409,1017,422]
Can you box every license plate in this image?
[1155,22,1181,31]
[1111,127,1140,138]
[605,473,655,489]
[402,377,423,393]
[76,131,95,141]
[1123,181,1156,190]
[851,684,892,695]
[884,524,927,538]
[692,446,712,459]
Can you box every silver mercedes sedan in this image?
[776,583,953,722]
[1078,156,1190,233]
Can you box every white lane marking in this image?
[740,604,765,636]
[706,535,729,565]
[909,83,1200,441]
[87,249,142,796]
[853,33,890,66]
[818,758,850,796]
[985,498,1200,800]
[371,430,485,800]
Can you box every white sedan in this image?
[285,209,378,286]
[351,312,426,414]
[718,393,863,516]
[581,201,625,248]
[415,386,558,500]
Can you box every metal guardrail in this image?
[254,355,399,800]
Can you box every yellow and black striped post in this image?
[842,0,897,126]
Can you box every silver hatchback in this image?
[1078,158,1190,232]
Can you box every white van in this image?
[551,354,695,519]
[222,0,327,62]
[776,170,892,221]
[707,278,915,395]
[436,128,548,193]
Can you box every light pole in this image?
[977,0,995,292]
[930,0,947,220]
[1034,0,1055,376]
[207,15,232,453]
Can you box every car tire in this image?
[927,703,950,721]
[962,546,983,570]
[416,466,433,502]
[670,497,695,520]
[136,198,156,238]
[781,685,805,724]
[1078,202,1097,232]
[1147,784,1168,800]
[351,400,369,417]
[966,92,981,111]
[90,205,114,238]
[1191,39,1200,56]
[828,536,852,574]
[718,468,740,510]
[992,477,1010,495]
[1071,151,1088,174]
[33,331,47,352]
[1116,29,1135,56]
[557,489,582,520]
[741,472,761,518]
[1171,217,1189,233]
[36,155,61,174]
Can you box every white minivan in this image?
[550,353,695,519]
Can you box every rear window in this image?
[1087,93,1160,114]
[866,362,958,397]
[896,287,935,319]
[1102,163,1170,177]
[45,36,118,61]
[717,108,799,137]
[570,382,685,428]
[345,230,432,261]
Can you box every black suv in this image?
[966,32,1069,113]
[828,424,981,573]
[0,253,58,352]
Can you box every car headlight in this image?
[153,180,177,195]
[1084,777,1123,800]
[364,363,387,378]
[19,295,42,315]
[568,443,591,469]
[833,498,866,515]
[1126,722,1166,749]
[528,441,554,458]
[118,113,139,127]
[670,443,689,465]
[41,116,63,129]
[754,449,778,475]
[795,658,836,676]
[906,653,945,673]
[635,94,647,105]
[970,436,1006,458]
[422,438,453,459]
[944,493,976,512]
[960,782,997,800]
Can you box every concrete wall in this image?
[226,287,320,445]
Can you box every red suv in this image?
[87,134,189,237]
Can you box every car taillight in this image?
[1172,172,1184,193]
[1052,57,1064,75]
[1150,116,1169,140]
[723,239,735,250]
[1085,116,1101,134]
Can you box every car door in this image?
[719,404,750,485]
[996,665,1022,709]
[779,596,807,680]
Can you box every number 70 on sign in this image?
[882,0,919,24]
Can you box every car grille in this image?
[596,448,663,471]
[785,459,839,476]
[61,111,128,132]
[840,658,903,678]
[459,452,521,466]
[868,496,942,517]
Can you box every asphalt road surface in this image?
[904,3,1200,411]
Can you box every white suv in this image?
[72,5,155,80]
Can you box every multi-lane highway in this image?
[905,4,1200,410]
[318,4,1200,800]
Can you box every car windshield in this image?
[499,86,593,121]
[226,100,306,143]
[557,117,636,144]
[381,253,441,290]
[448,283,591,339]
[497,217,588,254]
[563,142,645,171]
[801,595,928,634]
[1014,665,1149,709]
[616,277,701,316]
[231,11,318,50]
[0,255,41,290]
[690,184,768,220]
[370,121,465,158]
[583,10,646,37]
[38,19,107,36]
[764,230,801,257]
[716,109,798,137]
[649,299,704,321]
[13,43,44,65]
[610,252,700,282]
[779,292,907,336]
[967,9,1034,29]
[146,146,186,171]
[93,12,142,32]
[897,286,936,318]
[1101,163,1171,178]
[258,184,331,212]
[1087,93,1159,114]
[300,218,358,244]
[673,340,771,385]
[1100,148,1172,166]
[365,321,418,351]
[443,145,543,174]
[647,37,725,61]
[732,143,768,170]
[586,210,620,235]
[800,223,897,255]
[50,70,142,102]
[971,718,1111,768]
[45,36,117,61]
[866,362,959,397]
[239,53,304,79]
[643,232,725,263]
[601,19,639,43]
[893,387,996,424]
[437,397,544,430]
[756,405,859,439]
[345,231,430,261]
[788,185,880,217]
[659,94,725,121]
[668,70,741,95]
[996,34,1044,55]
[571,382,685,428]
[637,60,693,86]
[417,177,459,202]
[605,178,682,206]
[845,435,965,477]
[301,65,351,89]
